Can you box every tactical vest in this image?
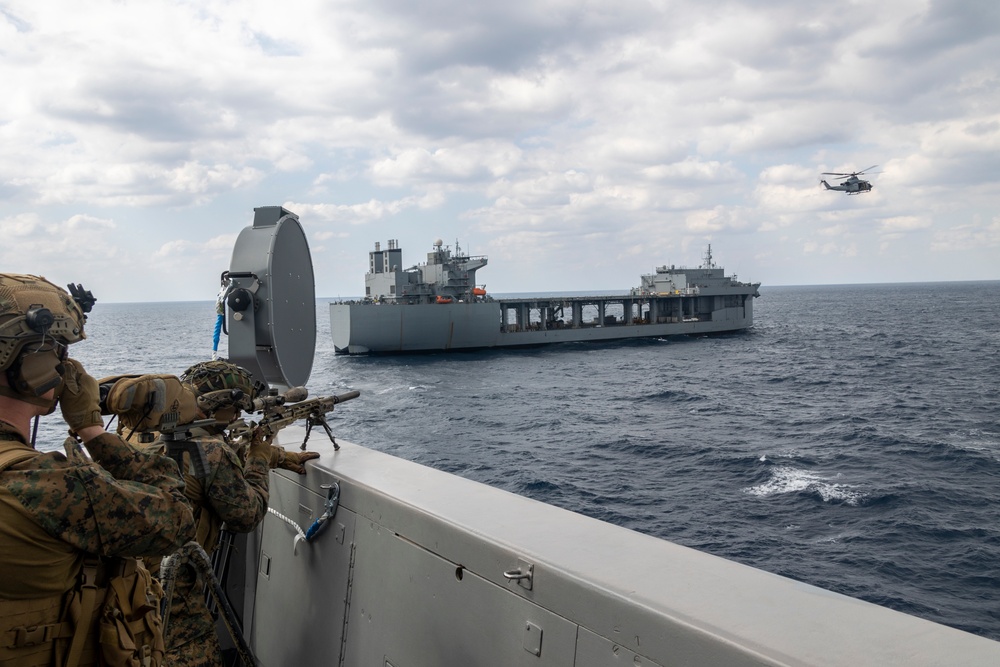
[160,434,223,553]
[0,441,165,667]
[136,433,222,584]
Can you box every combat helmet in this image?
[0,274,88,398]
[181,359,264,414]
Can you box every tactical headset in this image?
[0,275,93,410]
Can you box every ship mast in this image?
[702,244,716,269]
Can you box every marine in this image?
[0,273,196,666]
[139,360,319,667]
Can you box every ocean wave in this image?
[519,479,562,495]
[743,466,867,506]
[639,389,702,403]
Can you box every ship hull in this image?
[228,431,1000,666]
[331,293,756,354]
[331,302,504,353]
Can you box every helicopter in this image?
[820,165,877,194]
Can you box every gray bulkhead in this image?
[233,433,1000,666]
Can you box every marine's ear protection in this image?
[13,347,65,397]
[2,342,66,414]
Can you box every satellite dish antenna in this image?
[226,206,316,389]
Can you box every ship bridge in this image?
[364,239,488,304]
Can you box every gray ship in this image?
[330,239,761,354]
[206,207,1000,666]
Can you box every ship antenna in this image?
[703,244,715,269]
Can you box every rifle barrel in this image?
[332,390,361,404]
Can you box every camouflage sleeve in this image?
[203,443,270,534]
[7,433,196,557]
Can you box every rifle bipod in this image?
[302,413,339,451]
[160,541,258,667]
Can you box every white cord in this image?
[267,506,305,540]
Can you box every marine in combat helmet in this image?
[140,359,319,667]
[0,273,196,666]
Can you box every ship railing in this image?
[629,287,699,296]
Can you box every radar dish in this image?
[227,206,316,389]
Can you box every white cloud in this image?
[289,193,447,226]
[878,216,932,233]
[371,141,523,186]
[153,240,195,259]
[0,0,996,300]
[931,215,1000,252]
[0,213,43,236]
[684,206,752,234]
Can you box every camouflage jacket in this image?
[0,422,196,600]
[145,429,270,652]
[151,428,270,552]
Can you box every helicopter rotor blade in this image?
[822,165,878,177]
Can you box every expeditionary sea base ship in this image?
[330,239,761,354]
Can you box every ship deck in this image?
[492,288,757,333]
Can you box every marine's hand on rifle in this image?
[244,429,318,473]
[245,428,275,463]
[275,448,320,474]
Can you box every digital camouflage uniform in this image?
[0,422,195,665]
[147,426,271,667]
[0,272,195,665]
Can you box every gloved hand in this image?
[275,449,320,474]
[246,430,275,464]
[58,359,104,432]
[243,429,319,473]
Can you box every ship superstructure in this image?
[331,240,760,354]
[365,238,488,304]
[634,244,744,295]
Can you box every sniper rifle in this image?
[229,387,361,451]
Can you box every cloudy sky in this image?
[1,0,998,302]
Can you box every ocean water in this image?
[39,281,1000,641]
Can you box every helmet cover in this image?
[0,274,86,373]
[181,360,263,403]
